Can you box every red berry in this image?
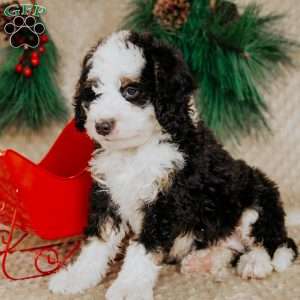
[19,56,25,63]
[31,57,40,67]
[15,63,23,73]
[23,66,32,78]
[38,46,46,54]
[40,34,49,44]
[31,51,39,60]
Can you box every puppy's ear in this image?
[74,53,91,131]
[151,41,195,103]
[129,32,194,100]
[144,36,196,137]
[73,46,98,131]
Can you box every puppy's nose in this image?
[95,119,115,136]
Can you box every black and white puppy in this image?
[49,31,298,299]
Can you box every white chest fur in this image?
[90,136,185,233]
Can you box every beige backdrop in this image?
[0,1,299,299]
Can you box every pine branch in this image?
[0,21,68,132]
[123,0,298,141]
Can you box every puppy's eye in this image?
[122,85,140,100]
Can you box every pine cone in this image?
[153,0,190,30]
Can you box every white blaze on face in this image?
[84,31,159,150]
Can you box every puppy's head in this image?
[74,31,195,150]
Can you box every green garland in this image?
[123,0,297,141]
[0,25,68,133]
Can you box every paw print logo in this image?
[4,15,45,49]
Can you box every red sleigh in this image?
[0,119,94,280]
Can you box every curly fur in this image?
[49,31,298,299]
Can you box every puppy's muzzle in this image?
[95,119,115,136]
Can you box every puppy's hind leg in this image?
[236,170,298,279]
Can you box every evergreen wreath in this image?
[0,1,67,133]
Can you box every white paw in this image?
[49,268,98,294]
[272,247,295,272]
[106,280,154,300]
[237,248,273,279]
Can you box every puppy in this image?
[49,31,298,299]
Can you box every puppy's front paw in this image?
[106,280,154,300]
[49,268,98,294]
